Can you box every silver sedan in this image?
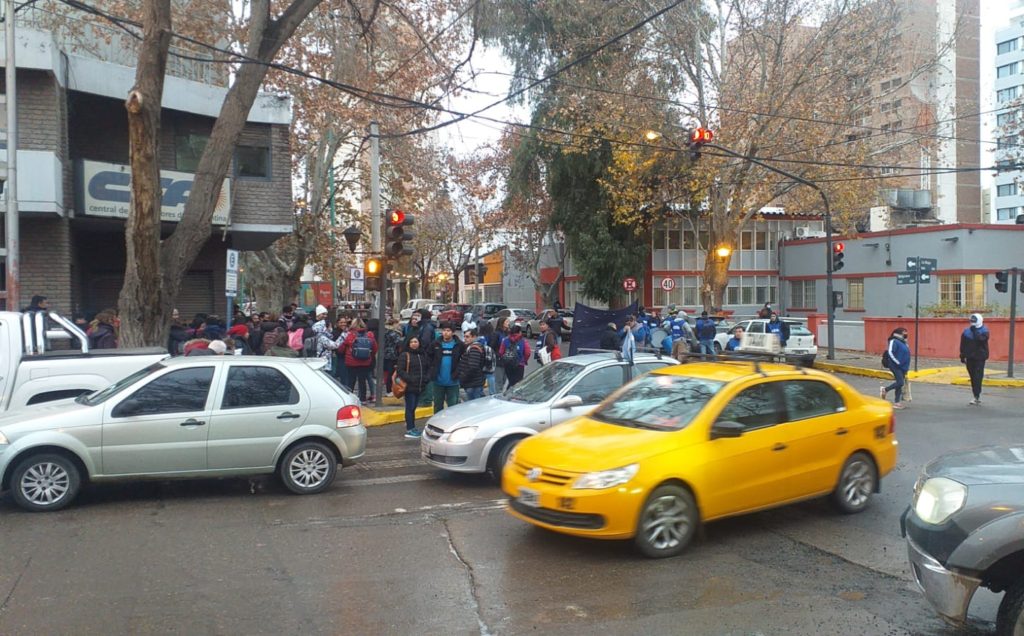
[0,357,366,512]
[420,352,676,478]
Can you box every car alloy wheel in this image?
[832,452,876,514]
[11,453,81,512]
[634,485,698,558]
[280,442,338,495]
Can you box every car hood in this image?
[924,445,1024,486]
[518,415,678,472]
[426,395,543,432]
[0,399,96,439]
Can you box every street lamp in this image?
[644,130,663,142]
[715,245,732,260]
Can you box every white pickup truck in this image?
[0,311,169,411]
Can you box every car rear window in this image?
[787,325,812,336]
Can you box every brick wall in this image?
[12,70,62,153]
[20,216,73,312]
[230,123,292,225]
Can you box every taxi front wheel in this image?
[634,484,698,558]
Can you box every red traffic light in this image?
[690,127,714,144]
[389,209,405,225]
[833,242,845,253]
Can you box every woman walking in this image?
[880,327,911,410]
[395,336,431,439]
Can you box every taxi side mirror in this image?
[710,420,745,439]
[552,395,583,409]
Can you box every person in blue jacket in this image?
[725,326,744,351]
[880,327,911,409]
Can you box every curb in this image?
[813,362,892,380]
[362,405,434,427]
[951,377,1024,388]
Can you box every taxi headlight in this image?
[913,477,967,525]
[446,426,479,444]
[573,464,639,490]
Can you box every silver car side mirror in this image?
[552,395,583,409]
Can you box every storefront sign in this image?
[79,160,230,225]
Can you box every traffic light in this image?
[364,257,382,292]
[689,127,714,161]
[832,242,845,272]
[996,270,1009,293]
[386,209,415,256]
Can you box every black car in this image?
[902,445,1024,635]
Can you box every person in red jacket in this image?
[340,318,378,401]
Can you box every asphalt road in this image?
[0,375,1020,635]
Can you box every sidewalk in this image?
[814,351,1024,388]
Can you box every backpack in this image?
[303,336,317,358]
[352,333,373,360]
[288,329,304,352]
[481,342,496,373]
[881,350,890,369]
[500,337,521,366]
[384,330,402,360]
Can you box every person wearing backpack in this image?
[499,325,531,388]
[340,318,377,401]
[880,327,911,410]
[382,318,404,396]
[478,321,498,395]
[428,322,465,411]
[396,336,431,439]
[457,328,487,401]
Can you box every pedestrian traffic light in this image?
[832,242,845,272]
[688,127,714,161]
[996,270,1009,293]
[365,257,382,291]
[386,209,415,256]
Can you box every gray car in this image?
[902,445,1024,635]
[420,352,676,478]
[0,357,366,512]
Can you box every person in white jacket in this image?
[461,312,477,334]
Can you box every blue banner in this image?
[568,301,639,356]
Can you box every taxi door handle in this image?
[835,428,848,436]
[772,443,787,452]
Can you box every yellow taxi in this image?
[502,361,898,558]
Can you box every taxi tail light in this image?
[337,405,361,428]
[888,411,895,436]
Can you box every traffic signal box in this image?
[996,270,1009,293]
[832,242,845,272]
[386,209,415,257]
[689,127,714,161]
[364,257,382,292]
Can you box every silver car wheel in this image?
[21,461,71,505]
[289,449,331,488]
[641,494,691,551]
[840,459,873,508]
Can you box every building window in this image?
[939,275,986,309]
[997,183,1018,197]
[998,87,1020,103]
[998,38,1019,55]
[998,137,1017,150]
[175,133,209,172]
[847,279,864,310]
[998,62,1019,78]
[880,166,897,175]
[997,207,1019,221]
[997,160,1015,173]
[235,145,270,179]
[997,111,1018,127]
[790,280,815,309]
[880,78,901,92]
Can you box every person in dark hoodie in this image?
[168,311,190,355]
[202,316,226,342]
[880,327,911,410]
[498,325,530,387]
[395,336,431,439]
[88,311,118,349]
[456,328,487,400]
[600,322,621,351]
[960,313,990,406]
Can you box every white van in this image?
[400,299,437,321]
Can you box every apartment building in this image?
[993,0,1024,225]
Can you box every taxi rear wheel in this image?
[634,485,698,559]
[832,452,876,514]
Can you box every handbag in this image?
[392,354,409,398]
[539,346,552,366]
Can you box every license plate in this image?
[789,349,807,354]
[518,487,540,508]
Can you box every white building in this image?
[994,0,1024,224]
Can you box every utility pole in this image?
[1010,268,1018,379]
[328,132,337,308]
[369,121,385,407]
[4,0,19,310]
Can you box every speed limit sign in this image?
[660,277,676,292]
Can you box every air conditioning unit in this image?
[795,226,826,239]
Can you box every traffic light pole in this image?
[1010,268,1018,378]
[706,143,836,359]
[913,257,921,373]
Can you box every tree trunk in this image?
[118,0,172,348]
[702,252,729,312]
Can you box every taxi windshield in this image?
[499,361,585,404]
[590,374,724,431]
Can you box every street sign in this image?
[226,249,240,273]
[906,257,937,272]
[660,277,676,292]
[225,271,238,295]
[897,271,931,285]
[832,290,844,308]
[623,277,638,292]
[350,266,365,295]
